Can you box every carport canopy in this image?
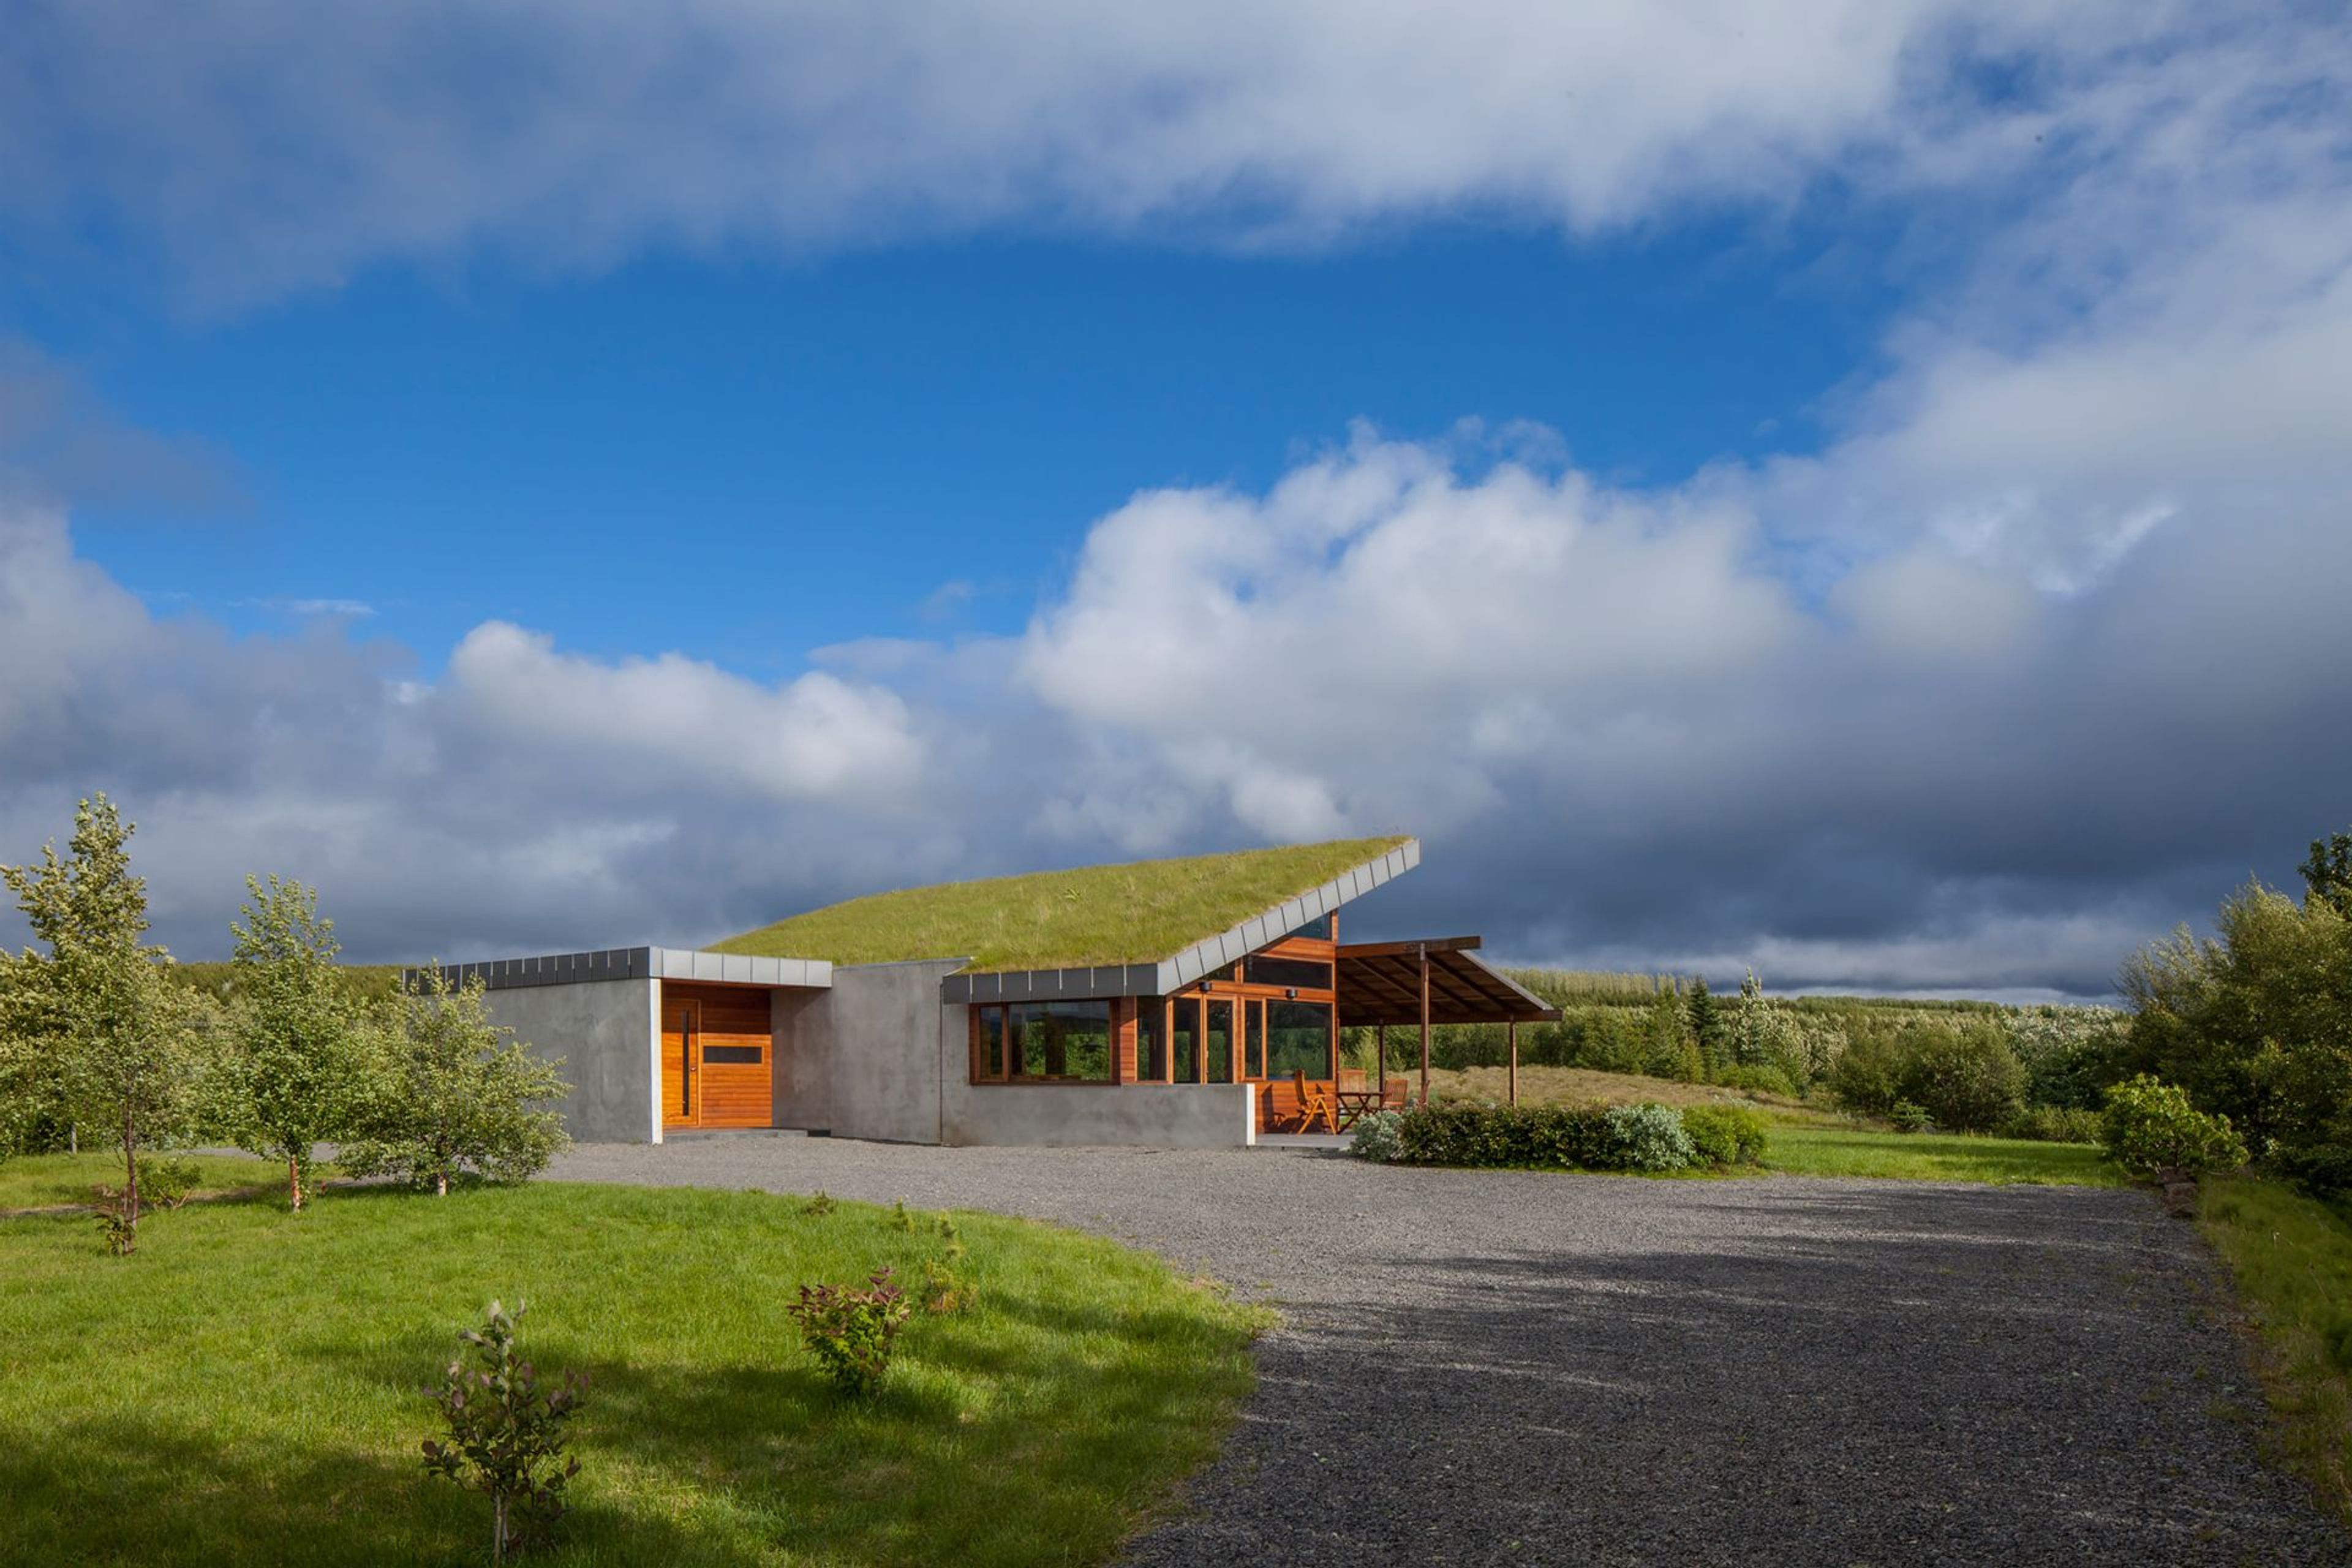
[1333,937,1561,1106]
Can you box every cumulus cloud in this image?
[2,4,2347,996]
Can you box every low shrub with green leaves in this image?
[1601,1103,1695,1170]
[788,1267,913,1396]
[1384,1101,1723,1173]
[1349,1110,1404,1163]
[2101,1075,2248,1177]
[2002,1105,2104,1144]
[1681,1104,1768,1166]
[1711,1063,1798,1098]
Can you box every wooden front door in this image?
[662,998,702,1128]
[662,984,775,1130]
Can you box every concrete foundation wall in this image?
[477,976,658,1144]
[940,1076,1258,1148]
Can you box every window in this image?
[1245,954,1333,991]
[1136,1001,1169,1082]
[1267,1000,1332,1079]
[1204,1000,1234,1083]
[965,1001,1117,1082]
[1287,913,1332,941]
[1169,998,1199,1083]
[702,1044,763,1065]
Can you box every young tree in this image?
[1684,977,1723,1069]
[0,796,209,1253]
[217,875,375,1210]
[340,965,571,1195]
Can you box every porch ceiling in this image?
[1335,938,1563,1027]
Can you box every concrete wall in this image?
[940,1075,1258,1148]
[478,976,658,1144]
[776,959,959,1144]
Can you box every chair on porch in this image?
[1289,1069,1337,1134]
[1378,1077,1409,1112]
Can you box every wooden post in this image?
[1508,1019,1519,1106]
[1418,943,1431,1107]
[1376,1022,1387,1095]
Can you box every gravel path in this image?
[550,1134,2350,1567]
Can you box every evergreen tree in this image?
[0,796,209,1252]
[217,875,376,1210]
[1733,968,1769,1068]
[1685,977,1724,1071]
[340,965,571,1195]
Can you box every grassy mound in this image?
[0,1174,1264,1566]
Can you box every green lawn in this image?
[0,1150,289,1212]
[714,835,1408,970]
[2201,1177,2352,1525]
[0,1175,1266,1567]
[1760,1126,2128,1186]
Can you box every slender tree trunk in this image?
[435,1169,448,1198]
[494,1490,508,1564]
[121,1104,139,1254]
[288,1151,303,1212]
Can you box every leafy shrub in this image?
[1681,1104,1768,1167]
[1349,1110,1404,1163]
[801,1190,835,1217]
[1600,1104,1696,1171]
[1713,1064,1797,1098]
[422,1299,586,1563]
[1887,1101,1932,1134]
[1828,1033,1909,1117]
[888,1199,914,1232]
[2002,1105,2104,1144]
[936,1215,966,1258]
[135,1155,202,1208]
[2101,1075,2248,1178]
[1894,1022,2027,1133]
[788,1268,912,1396]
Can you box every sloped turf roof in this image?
[712,836,1412,973]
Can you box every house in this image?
[417,835,1559,1147]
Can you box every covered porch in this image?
[1262,937,1564,1133]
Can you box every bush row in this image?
[1354,1100,1767,1174]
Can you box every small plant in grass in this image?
[1350,1109,1404,1163]
[937,1215,965,1258]
[919,1257,976,1316]
[1600,1103,1695,1171]
[1887,1100,1933,1134]
[421,1299,586,1563]
[801,1189,835,1217]
[788,1268,911,1396]
[2101,1075,2248,1178]
[888,1198,914,1232]
[1681,1104,1767,1167]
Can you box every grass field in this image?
[0,1150,288,1212]
[0,1170,1265,1567]
[2201,1177,2352,1525]
[715,835,1408,970]
[1760,1126,2127,1186]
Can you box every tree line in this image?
[0,795,570,1252]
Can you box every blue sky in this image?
[1,3,2347,995]
[48,222,1898,669]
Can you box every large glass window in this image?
[1287,913,1333,941]
[1170,1000,1199,1083]
[1136,1001,1169,1082]
[1240,1001,1265,1078]
[1006,1000,1113,1081]
[1205,1000,1234,1084]
[1267,1000,1333,1079]
[975,1007,1006,1080]
[1245,954,1333,991]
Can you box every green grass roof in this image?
[712,836,1412,972]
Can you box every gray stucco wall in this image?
[775,959,959,1144]
[940,1077,1258,1148]
[477,976,658,1144]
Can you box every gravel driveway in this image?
[549,1135,2350,1567]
